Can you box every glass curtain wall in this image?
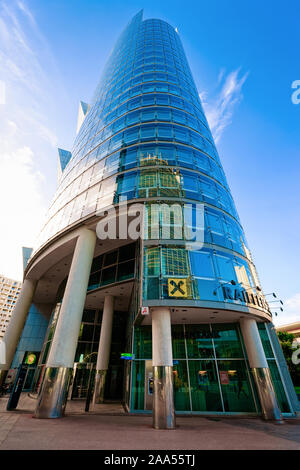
[29,10,270,320]
[131,322,292,414]
[88,243,136,291]
[257,323,291,412]
[132,323,258,413]
[33,307,102,394]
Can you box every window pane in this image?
[141,125,156,140]
[101,266,117,285]
[78,324,94,341]
[134,326,152,359]
[157,124,173,139]
[119,243,136,262]
[161,247,189,276]
[124,127,139,144]
[157,108,171,121]
[177,148,193,167]
[268,360,290,412]
[156,94,169,105]
[171,325,185,358]
[131,361,145,410]
[212,324,244,358]
[144,247,160,276]
[117,260,135,281]
[104,250,118,266]
[127,111,139,126]
[189,251,215,278]
[173,361,190,411]
[174,126,189,143]
[141,109,155,122]
[185,324,214,358]
[215,254,237,282]
[218,360,256,412]
[189,360,223,411]
[257,323,274,358]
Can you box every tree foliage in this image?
[277,331,300,386]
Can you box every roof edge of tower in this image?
[76,101,90,135]
[57,148,72,181]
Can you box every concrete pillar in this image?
[93,295,114,404]
[151,307,175,429]
[0,278,37,385]
[35,228,96,418]
[240,318,283,421]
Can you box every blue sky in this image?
[0,0,299,325]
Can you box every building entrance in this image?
[103,311,127,401]
[70,363,94,399]
[23,367,37,391]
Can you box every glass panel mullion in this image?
[210,323,225,412]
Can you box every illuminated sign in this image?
[23,351,39,366]
[120,353,134,360]
[168,278,188,298]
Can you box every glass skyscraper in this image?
[1,11,299,428]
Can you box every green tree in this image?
[277,331,300,387]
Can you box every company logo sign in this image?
[222,285,270,311]
[168,278,188,298]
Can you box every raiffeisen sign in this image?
[222,285,270,312]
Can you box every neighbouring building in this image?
[1,11,299,428]
[0,275,22,339]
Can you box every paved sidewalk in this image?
[0,414,20,447]
[0,393,125,415]
[0,394,299,450]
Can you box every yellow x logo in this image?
[168,278,187,297]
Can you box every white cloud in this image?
[274,293,300,326]
[200,68,249,143]
[0,0,61,280]
[0,147,46,281]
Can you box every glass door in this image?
[70,363,94,399]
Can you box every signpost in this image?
[6,364,28,411]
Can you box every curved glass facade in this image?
[32,11,269,316]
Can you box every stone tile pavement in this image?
[0,394,299,450]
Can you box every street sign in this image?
[141,306,149,316]
[168,278,188,298]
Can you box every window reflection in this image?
[189,360,223,411]
[217,360,256,412]
[212,324,244,359]
[132,322,263,413]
